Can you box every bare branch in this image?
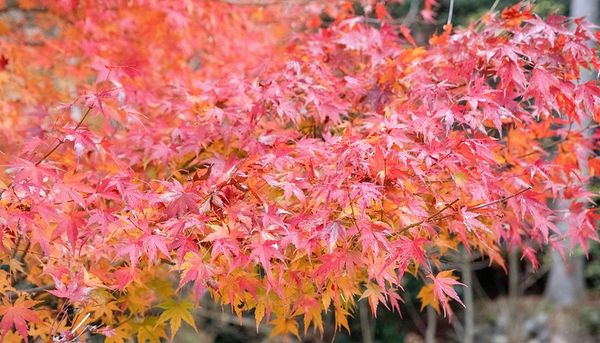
[397,198,460,234]
[396,186,531,235]
[35,105,93,166]
[466,187,532,212]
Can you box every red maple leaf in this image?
[0,298,41,342]
[160,180,199,217]
[428,271,465,319]
[0,54,8,70]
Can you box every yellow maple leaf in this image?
[417,284,439,313]
[254,302,265,331]
[302,303,323,335]
[157,299,197,338]
[103,322,132,343]
[0,330,23,343]
[270,316,300,339]
[135,317,167,343]
[360,283,386,317]
[334,305,351,333]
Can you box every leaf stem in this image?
[35,105,93,166]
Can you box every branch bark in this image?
[359,299,374,343]
[461,249,474,343]
[425,306,437,343]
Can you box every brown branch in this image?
[19,240,31,263]
[466,187,531,212]
[35,106,93,166]
[397,198,460,234]
[395,186,532,236]
[11,235,21,259]
[197,308,270,333]
[18,284,55,293]
[0,105,93,197]
[3,284,55,299]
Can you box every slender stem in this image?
[397,198,460,234]
[467,187,531,211]
[346,186,363,235]
[404,0,420,25]
[35,105,93,166]
[19,240,31,263]
[506,122,596,163]
[4,284,56,299]
[11,235,21,259]
[403,296,427,335]
[447,0,455,26]
[20,284,55,293]
[490,0,501,12]
[71,313,91,333]
[396,186,531,236]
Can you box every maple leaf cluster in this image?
[0,1,599,341]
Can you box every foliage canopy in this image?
[0,0,599,341]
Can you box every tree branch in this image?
[397,198,460,234]
[466,187,531,212]
[396,186,531,235]
[3,284,55,300]
[35,105,93,166]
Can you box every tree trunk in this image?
[425,306,437,343]
[544,0,599,306]
[461,249,474,343]
[507,247,522,342]
[359,299,374,343]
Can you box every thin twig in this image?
[11,235,21,259]
[397,198,460,234]
[3,284,55,299]
[396,186,532,235]
[447,0,455,26]
[18,240,32,263]
[467,187,531,212]
[35,106,93,166]
[490,0,501,13]
[346,186,363,235]
[18,284,55,293]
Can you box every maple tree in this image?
[0,0,599,341]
